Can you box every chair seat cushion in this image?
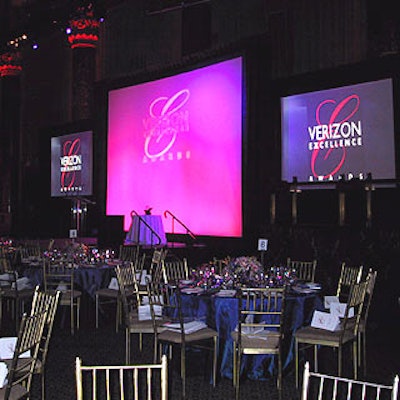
[0,383,28,400]
[159,327,218,344]
[95,288,120,298]
[127,313,155,333]
[231,331,280,353]
[294,325,355,346]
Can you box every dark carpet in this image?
[2,294,400,400]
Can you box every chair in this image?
[115,263,155,364]
[19,242,42,263]
[147,280,218,399]
[231,287,287,400]
[301,361,399,400]
[0,309,48,400]
[30,287,61,400]
[119,244,139,262]
[212,256,230,275]
[149,249,168,285]
[160,257,189,285]
[357,268,378,377]
[294,276,370,388]
[94,267,122,332]
[3,287,61,400]
[75,354,168,400]
[287,258,317,282]
[336,262,363,301]
[0,257,35,332]
[42,260,82,335]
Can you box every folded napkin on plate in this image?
[181,287,204,295]
[163,320,207,334]
[0,337,30,360]
[0,273,13,287]
[0,362,7,388]
[107,277,119,290]
[11,277,32,291]
[215,289,236,297]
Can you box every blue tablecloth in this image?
[22,263,115,299]
[179,291,324,380]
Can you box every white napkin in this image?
[11,277,32,291]
[56,282,68,292]
[163,320,207,334]
[329,303,354,318]
[0,337,30,360]
[108,277,119,290]
[324,295,339,309]
[0,362,7,388]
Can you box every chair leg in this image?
[181,345,186,399]
[126,329,130,364]
[353,341,358,379]
[115,298,121,333]
[235,351,241,400]
[362,331,367,377]
[295,341,298,388]
[212,337,217,388]
[95,294,99,329]
[77,299,80,331]
[41,371,45,400]
[313,345,318,372]
[232,341,237,387]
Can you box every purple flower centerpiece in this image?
[191,261,225,289]
[222,256,264,288]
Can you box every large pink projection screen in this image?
[107,57,243,236]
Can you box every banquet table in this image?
[179,289,324,380]
[125,215,167,246]
[21,262,117,299]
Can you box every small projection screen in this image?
[281,78,396,183]
[106,56,243,236]
[51,131,93,197]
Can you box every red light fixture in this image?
[67,3,100,49]
[0,51,22,77]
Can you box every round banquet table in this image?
[21,263,116,299]
[179,289,324,380]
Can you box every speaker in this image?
[182,2,211,55]
[98,215,125,249]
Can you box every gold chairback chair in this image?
[42,260,81,335]
[287,258,317,282]
[147,280,218,399]
[95,266,122,333]
[119,244,139,263]
[150,249,168,285]
[336,262,363,301]
[0,257,34,333]
[301,361,399,400]
[29,287,61,400]
[75,354,168,400]
[0,309,48,400]
[231,287,287,400]
[294,275,370,388]
[161,257,189,285]
[358,268,378,376]
[19,242,42,265]
[115,263,155,364]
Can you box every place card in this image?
[311,310,340,331]
[0,362,7,388]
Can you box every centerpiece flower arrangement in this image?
[222,256,264,288]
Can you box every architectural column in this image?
[0,50,22,235]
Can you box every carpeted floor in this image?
[1,292,400,400]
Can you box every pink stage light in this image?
[107,57,243,237]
